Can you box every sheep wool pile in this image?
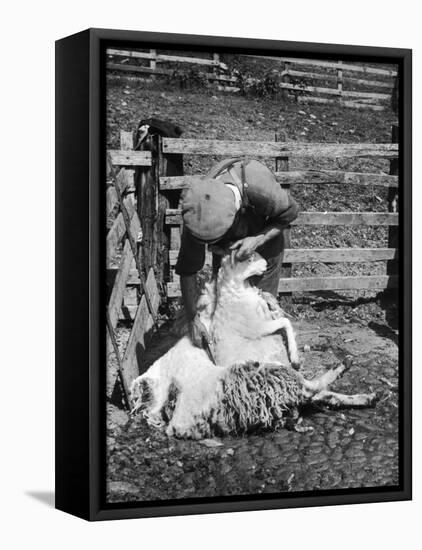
[217,362,302,434]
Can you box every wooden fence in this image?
[107,50,396,108]
[106,131,160,402]
[106,126,399,400]
[106,48,236,89]
[160,131,399,297]
[276,57,396,111]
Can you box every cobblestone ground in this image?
[106,304,399,503]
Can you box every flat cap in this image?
[181,177,237,242]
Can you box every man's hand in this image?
[189,314,211,348]
[229,235,263,261]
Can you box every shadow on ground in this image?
[26,491,55,508]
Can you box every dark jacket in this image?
[175,158,299,276]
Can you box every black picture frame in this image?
[55,28,412,521]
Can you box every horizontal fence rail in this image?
[108,150,152,167]
[162,138,398,158]
[107,48,228,69]
[167,247,398,264]
[165,210,399,226]
[108,247,398,287]
[277,275,398,293]
[160,171,398,189]
[268,57,397,77]
[166,275,398,298]
[106,62,237,84]
[278,82,390,100]
[282,69,394,89]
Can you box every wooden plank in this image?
[276,170,398,187]
[106,63,237,83]
[150,49,157,71]
[170,227,181,282]
[278,82,390,100]
[109,150,152,167]
[107,63,172,76]
[275,132,292,302]
[106,196,136,264]
[107,240,134,328]
[156,135,169,286]
[387,124,399,284]
[115,166,133,194]
[278,275,398,293]
[284,248,398,262]
[337,60,343,97]
[136,157,156,275]
[162,138,398,158]
[168,247,398,266]
[340,101,385,112]
[284,69,394,88]
[107,48,156,60]
[120,130,134,150]
[121,269,160,386]
[160,170,398,190]
[274,57,397,77]
[166,274,398,297]
[216,85,240,93]
[107,48,224,67]
[298,96,385,111]
[106,186,118,217]
[295,212,398,226]
[165,209,399,226]
[117,135,136,194]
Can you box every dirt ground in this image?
[106,62,399,503]
[106,294,399,503]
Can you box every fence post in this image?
[337,60,343,99]
[386,123,399,292]
[281,61,291,100]
[275,132,292,303]
[136,148,156,278]
[154,135,170,287]
[150,49,157,75]
[213,53,220,86]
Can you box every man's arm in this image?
[229,225,282,260]
[230,199,299,260]
[180,274,211,348]
[175,229,210,347]
[180,274,199,321]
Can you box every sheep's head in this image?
[220,251,267,284]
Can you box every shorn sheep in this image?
[131,253,377,439]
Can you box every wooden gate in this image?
[106,132,160,403]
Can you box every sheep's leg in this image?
[260,317,301,369]
[260,317,300,368]
[302,362,348,395]
[311,390,377,408]
[279,319,300,369]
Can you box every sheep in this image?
[130,253,377,439]
[207,252,300,369]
